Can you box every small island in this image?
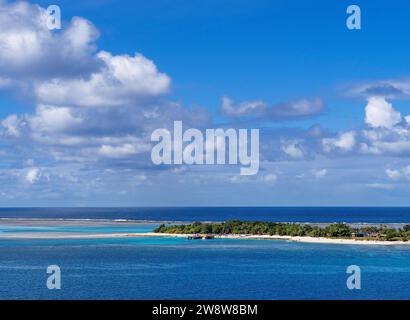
[154,220,410,243]
[1,219,410,245]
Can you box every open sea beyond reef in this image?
[1,207,410,300]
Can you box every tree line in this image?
[154,220,410,241]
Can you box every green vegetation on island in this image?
[154,220,410,241]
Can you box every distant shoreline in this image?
[0,217,408,228]
[1,219,410,245]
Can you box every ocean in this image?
[2,206,410,223]
[0,207,410,300]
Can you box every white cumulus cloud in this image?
[0,2,100,79]
[35,51,171,108]
[25,167,40,184]
[1,114,23,137]
[365,97,402,129]
[281,140,304,158]
[322,131,356,152]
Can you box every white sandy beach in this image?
[151,233,410,246]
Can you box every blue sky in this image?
[1,0,410,206]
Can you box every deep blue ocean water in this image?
[1,206,410,223]
[1,207,410,300]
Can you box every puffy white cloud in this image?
[322,131,356,152]
[35,51,171,108]
[25,167,40,184]
[360,119,410,156]
[0,1,177,169]
[348,82,410,158]
[281,140,304,158]
[365,97,402,129]
[29,105,83,133]
[0,1,171,112]
[62,16,99,54]
[0,2,48,68]
[315,100,410,158]
[362,128,389,142]
[1,114,23,137]
[360,140,410,155]
[0,1,100,78]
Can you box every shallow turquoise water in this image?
[0,223,155,234]
[0,223,410,299]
